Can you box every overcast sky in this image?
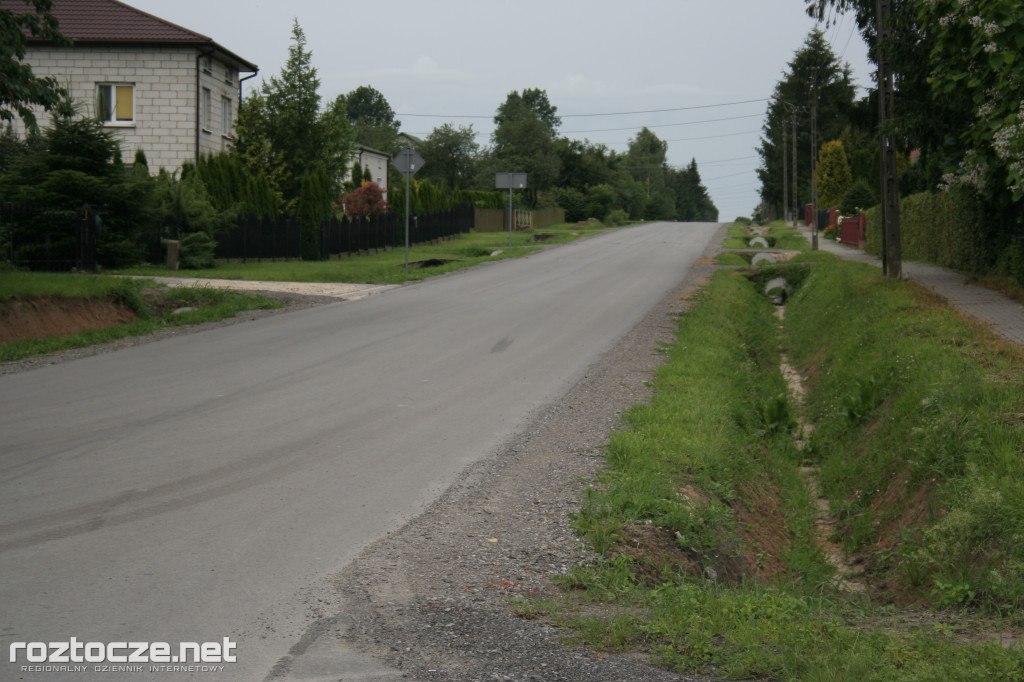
[123,0,872,221]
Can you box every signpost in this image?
[495,172,527,247]
[393,146,424,273]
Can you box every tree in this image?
[230,91,288,210]
[494,88,560,136]
[554,138,616,190]
[757,28,858,217]
[194,151,278,219]
[0,111,155,267]
[626,127,668,200]
[673,159,718,222]
[488,89,561,206]
[1,0,69,133]
[419,123,478,188]
[336,85,401,154]
[253,20,352,210]
[817,140,853,209]
[296,163,332,260]
[921,0,1024,205]
[802,0,978,198]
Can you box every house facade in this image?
[351,145,391,197]
[3,0,257,173]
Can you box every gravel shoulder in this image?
[273,230,728,681]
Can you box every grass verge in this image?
[0,273,281,362]
[534,255,1024,679]
[112,224,617,284]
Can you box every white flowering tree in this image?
[922,0,1024,203]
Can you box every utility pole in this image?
[877,0,902,278]
[791,113,799,229]
[782,123,789,224]
[809,77,819,250]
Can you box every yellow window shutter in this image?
[115,86,133,121]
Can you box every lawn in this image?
[113,223,620,284]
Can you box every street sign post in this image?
[393,147,424,273]
[495,172,527,247]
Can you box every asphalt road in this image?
[0,221,719,681]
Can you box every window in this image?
[202,88,211,132]
[96,83,134,125]
[221,96,232,135]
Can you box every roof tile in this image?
[1,0,208,43]
[1,0,256,70]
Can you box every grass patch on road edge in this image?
[111,224,619,284]
[1,274,281,362]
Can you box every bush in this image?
[839,180,877,215]
[177,232,217,269]
[604,209,630,226]
[555,187,587,223]
[994,239,1024,286]
[865,190,988,273]
[341,182,387,219]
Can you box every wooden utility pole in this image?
[809,77,819,250]
[782,124,789,224]
[877,0,902,278]
[791,113,799,229]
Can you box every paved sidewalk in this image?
[797,225,1024,346]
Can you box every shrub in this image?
[604,209,630,226]
[177,232,217,269]
[865,190,988,273]
[341,182,388,219]
[994,239,1024,286]
[555,187,586,222]
[839,180,876,215]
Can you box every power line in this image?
[562,112,764,134]
[558,98,768,118]
[699,155,757,165]
[663,129,762,143]
[395,97,768,120]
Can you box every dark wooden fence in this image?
[217,204,475,261]
[215,216,303,261]
[3,203,98,271]
[4,202,476,270]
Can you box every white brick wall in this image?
[11,45,245,173]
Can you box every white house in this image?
[350,144,391,197]
[2,0,258,172]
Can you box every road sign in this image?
[495,172,527,189]
[393,147,424,177]
[393,147,425,273]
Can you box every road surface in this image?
[0,222,719,680]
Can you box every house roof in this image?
[2,0,258,72]
[353,144,391,159]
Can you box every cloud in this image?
[368,56,475,83]
[550,74,614,97]
[634,82,712,97]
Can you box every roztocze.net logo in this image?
[10,637,236,673]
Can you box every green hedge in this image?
[864,190,1004,277]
